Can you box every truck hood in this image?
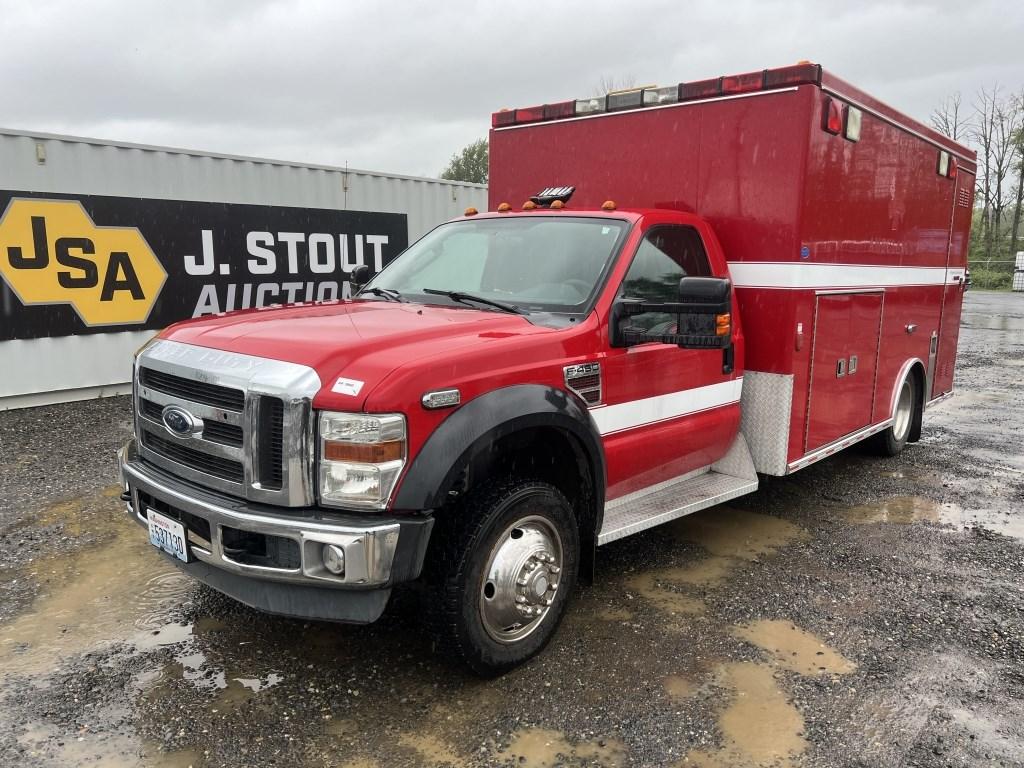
[162,300,552,408]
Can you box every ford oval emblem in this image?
[161,405,201,438]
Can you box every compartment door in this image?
[806,292,884,451]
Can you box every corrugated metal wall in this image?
[0,128,488,409]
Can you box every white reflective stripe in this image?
[728,262,966,289]
[592,379,742,436]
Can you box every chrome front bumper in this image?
[118,439,431,593]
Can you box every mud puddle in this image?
[627,508,808,614]
[499,727,628,767]
[683,622,855,767]
[17,724,201,768]
[846,494,1024,539]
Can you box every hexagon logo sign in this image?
[0,198,166,327]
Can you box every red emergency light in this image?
[491,62,825,128]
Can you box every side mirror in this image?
[350,264,371,289]
[611,276,733,349]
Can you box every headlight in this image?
[318,412,406,509]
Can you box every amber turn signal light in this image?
[716,313,731,336]
[323,440,404,463]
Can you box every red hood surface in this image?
[161,300,556,409]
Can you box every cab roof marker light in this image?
[643,85,680,105]
[822,97,843,135]
[763,62,822,88]
[680,77,722,101]
[844,106,862,142]
[721,70,764,94]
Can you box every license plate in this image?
[147,508,190,563]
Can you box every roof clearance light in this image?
[497,202,512,213]
[523,200,538,210]
[680,77,722,101]
[721,70,764,94]
[843,106,862,142]
[575,97,606,115]
[937,151,950,177]
[544,100,576,120]
[763,62,822,88]
[550,200,565,209]
[491,109,517,128]
[601,200,617,211]
[606,89,645,111]
[822,97,843,135]
[643,85,680,106]
[464,207,478,216]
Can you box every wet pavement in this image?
[1,289,1022,767]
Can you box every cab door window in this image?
[619,226,711,332]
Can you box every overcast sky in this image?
[1,0,1022,178]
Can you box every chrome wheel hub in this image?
[893,379,913,441]
[479,516,563,644]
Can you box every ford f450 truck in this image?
[120,63,974,675]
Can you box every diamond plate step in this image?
[598,469,758,546]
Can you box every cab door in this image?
[596,221,742,500]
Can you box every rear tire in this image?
[874,374,917,456]
[424,479,579,677]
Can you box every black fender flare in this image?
[393,384,606,535]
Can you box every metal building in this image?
[0,128,487,409]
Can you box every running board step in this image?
[597,435,759,546]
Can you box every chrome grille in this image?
[135,340,321,507]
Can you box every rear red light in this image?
[680,77,722,101]
[721,71,764,94]
[491,110,516,128]
[515,105,545,124]
[764,63,822,88]
[822,97,842,134]
[543,100,576,120]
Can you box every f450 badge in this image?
[0,198,166,326]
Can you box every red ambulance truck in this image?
[120,63,974,674]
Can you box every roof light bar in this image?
[491,62,823,128]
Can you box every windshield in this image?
[362,216,628,313]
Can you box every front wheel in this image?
[425,480,579,676]
[874,374,917,456]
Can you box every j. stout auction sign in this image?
[0,190,407,342]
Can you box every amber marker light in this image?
[497,202,512,212]
[464,207,479,216]
[323,440,404,463]
[716,313,732,336]
[523,201,537,210]
[601,200,617,211]
[550,200,565,209]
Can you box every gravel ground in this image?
[0,290,1022,768]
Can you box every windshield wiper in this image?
[359,286,406,303]
[422,288,528,315]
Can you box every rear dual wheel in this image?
[426,480,579,676]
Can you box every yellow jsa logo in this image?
[0,199,166,326]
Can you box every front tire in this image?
[874,374,917,456]
[425,480,579,677]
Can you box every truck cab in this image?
[121,62,973,675]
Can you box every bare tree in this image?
[931,92,967,141]
[1009,98,1024,257]
[595,74,637,95]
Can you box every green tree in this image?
[439,138,488,184]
